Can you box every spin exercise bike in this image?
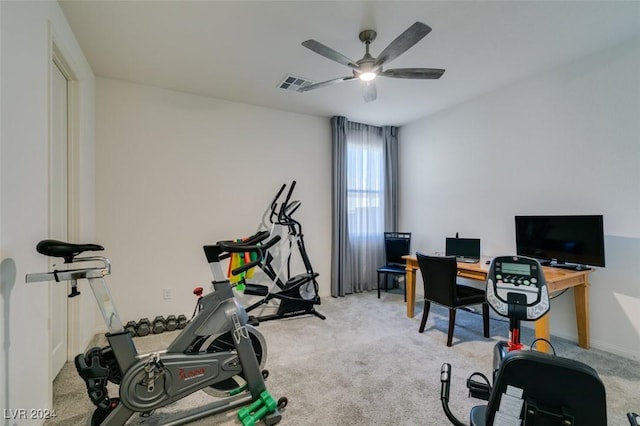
[238,181,325,323]
[26,232,287,425]
[440,255,607,426]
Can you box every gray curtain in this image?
[331,116,399,297]
[382,125,399,232]
[331,116,352,297]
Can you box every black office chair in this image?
[416,253,490,347]
[470,350,607,425]
[377,232,411,300]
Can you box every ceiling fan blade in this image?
[374,22,432,68]
[297,76,356,92]
[379,68,445,79]
[362,80,377,103]
[302,40,359,69]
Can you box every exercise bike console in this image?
[487,256,550,372]
[486,256,549,326]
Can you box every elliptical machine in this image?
[237,181,325,323]
[440,255,608,426]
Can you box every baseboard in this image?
[550,329,638,362]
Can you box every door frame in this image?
[48,23,81,373]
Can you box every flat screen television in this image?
[515,215,606,269]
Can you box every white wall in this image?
[0,0,95,422]
[95,78,332,325]
[1,7,635,422]
[399,38,640,360]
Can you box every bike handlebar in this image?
[440,363,468,426]
[217,234,281,254]
[204,233,280,275]
[240,230,271,245]
[440,363,451,401]
[231,259,262,276]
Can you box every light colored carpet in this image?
[48,291,639,425]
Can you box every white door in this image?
[50,60,69,379]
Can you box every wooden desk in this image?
[402,255,592,349]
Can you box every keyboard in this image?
[457,257,479,264]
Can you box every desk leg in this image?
[406,268,416,318]
[574,283,591,349]
[534,314,552,353]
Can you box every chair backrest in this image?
[485,350,607,425]
[416,253,458,306]
[384,232,411,265]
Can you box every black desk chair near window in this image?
[377,232,411,300]
[416,253,490,347]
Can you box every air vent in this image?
[278,74,315,92]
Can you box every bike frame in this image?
[26,241,278,426]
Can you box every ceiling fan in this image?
[298,21,445,102]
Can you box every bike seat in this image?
[36,239,104,262]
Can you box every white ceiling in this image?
[59,1,640,126]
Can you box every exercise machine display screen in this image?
[500,262,530,276]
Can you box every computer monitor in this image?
[445,237,481,260]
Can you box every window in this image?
[346,129,385,238]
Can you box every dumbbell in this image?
[137,318,151,337]
[125,320,138,337]
[165,315,178,331]
[152,316,166,334]
[177,314,188,329]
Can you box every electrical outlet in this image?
[163,288,172,300]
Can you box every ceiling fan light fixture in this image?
[299,22,444,101]
[359,71,376,82]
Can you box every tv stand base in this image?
[549,263,591,271]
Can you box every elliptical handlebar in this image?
[269,184,287,224]
[262,181,304,228]
[283,200,301,219]
[279,181,296,214]
[277,181,297,222]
